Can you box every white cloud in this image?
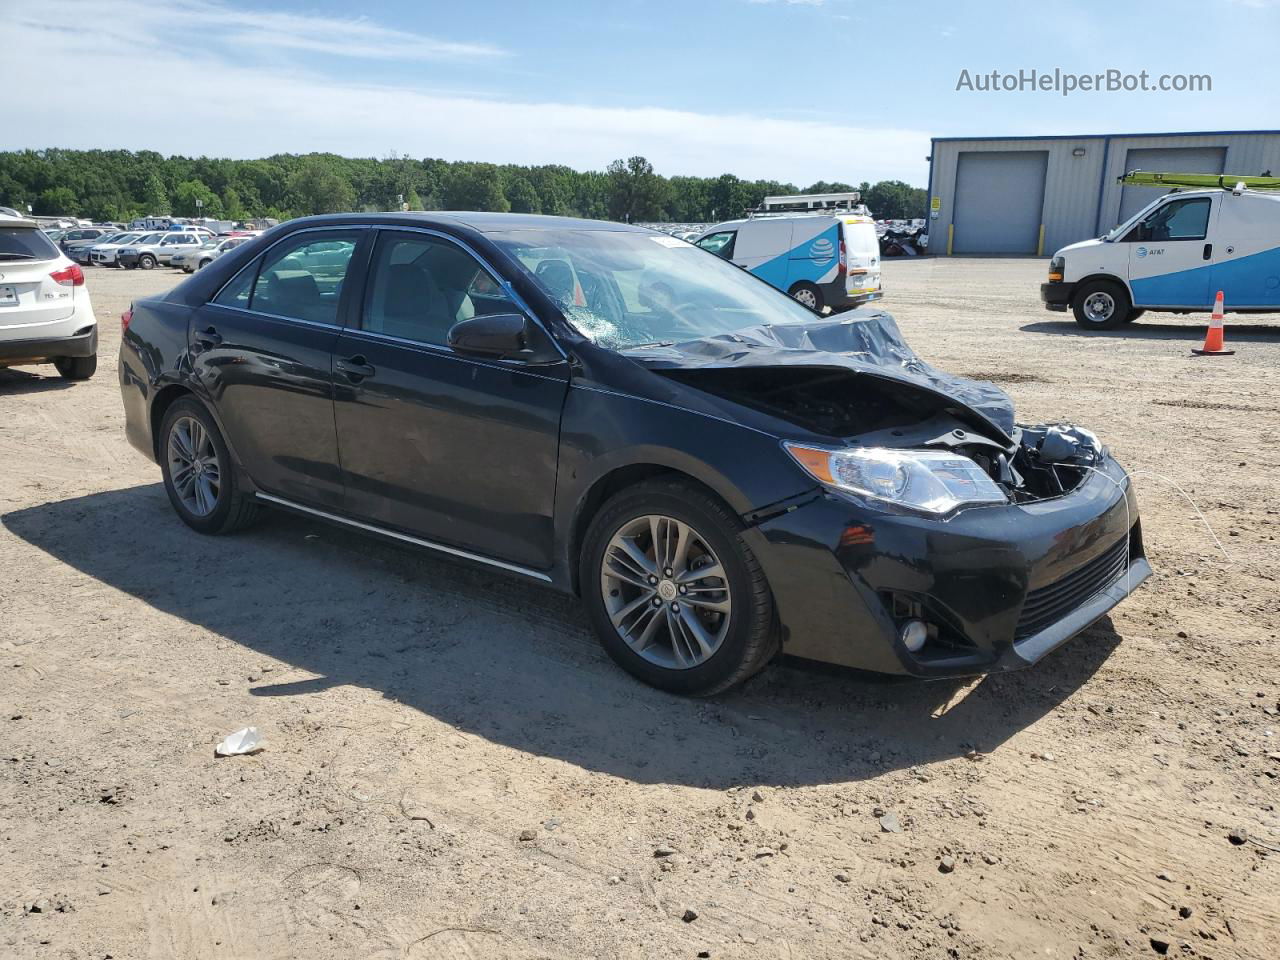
[3,0,930,186]
[9,0,505,62]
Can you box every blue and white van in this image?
[1042,186,1280,329]
[694,213,882,313]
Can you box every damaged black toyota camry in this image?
[118,213,1150,696]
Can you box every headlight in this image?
[784,443,1007,515]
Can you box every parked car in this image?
[693,213,882,313]
[57,227,112,251]
[170,238,222,273]
[118,232,202,270]
[1043,184,1280,329]
[0,212,98,380]
[119,213,1149,696]
[68,231,131,265]
[88,232,153,267]
[175,236,251,273]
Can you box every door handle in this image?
[195,326,222,348]
[336,355,376,381]
[1202,242,1213,261]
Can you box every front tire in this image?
[1124,308,1145,324]
[159,398,258,535]
[53,354,96,380]
[139,253,157,270]
[788,281,824,314]
[580,479,777,696]
[1072,279,1131,330]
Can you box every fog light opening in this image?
[900,619,929,653]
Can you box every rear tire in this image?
[1124,308,1145,323]
[53,354,96,380]
[158,398,258,535]
[1072,278,1131,330]
[789,281,824,314]
[580,478,778,696]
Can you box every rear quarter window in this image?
[0,227,60,262]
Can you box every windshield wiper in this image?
[621,340,676,350]
[0,253,38,261]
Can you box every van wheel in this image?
[1124,309,1145,323]
[1072,279,1130,330]
[789,281,824,313]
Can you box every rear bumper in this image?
[1041,281,1074,311]
[0,326,98,364]
[743,453,1147,678]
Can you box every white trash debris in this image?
[214,727,262,757]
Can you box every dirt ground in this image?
[2,257,1278,960]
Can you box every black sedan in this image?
[118,213,1150,696]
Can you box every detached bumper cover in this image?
[1041,281,1074,311]
[743,454,1148,678]
[0,326,98,363]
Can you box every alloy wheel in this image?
[167,416,221,517]
[599,515,732,670]
[794,288,818,309]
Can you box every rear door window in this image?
[249,233,359,325]
[0,227,60,262]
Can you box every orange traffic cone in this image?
[1192,290,1234,356]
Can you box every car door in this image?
[191,228,366,510]
[332,228,570,570]
[1124,195,1217,308]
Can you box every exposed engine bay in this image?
[657,365,1104,503]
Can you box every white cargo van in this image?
[1042,181,1280,329]
[694,213,882,313]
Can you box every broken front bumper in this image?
[742,453,1149,678]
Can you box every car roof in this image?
[281,211,649,234]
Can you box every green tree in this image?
[173,179,220,218]
[286,160,357,216]
[36,186,78,216]
[606,156,669,222]
[864,180,927,220]
[505,176,541,214]
[221,185,247,220]
[141,173,169,214]
[405,186,423,210]
[443,163,508,211]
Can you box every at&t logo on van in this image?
[809,237,834,266]
[1136,246,1147,258]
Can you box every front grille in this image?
[1016,533,1132,638]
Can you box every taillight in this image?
[838,237,847,277]
[121,306,133,332]
[50,263,85,287]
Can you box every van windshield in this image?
[1103,197,1165,241]
[490,228,818,349]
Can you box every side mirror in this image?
[448,313,555,362]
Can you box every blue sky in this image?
[6,0,1278,186]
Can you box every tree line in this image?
[0,148,927,224]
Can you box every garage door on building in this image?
[951,151,1048,254]
[1117,146,1227,223]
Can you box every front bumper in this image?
[1041,281,1075,312]
[743,454,1148,678]
[118,252,140,267]
[0,326,98,365]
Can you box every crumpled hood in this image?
[621,310,1017,438]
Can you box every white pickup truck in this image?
[1042,179,1280,329]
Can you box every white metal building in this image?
[925,130,1280,255]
